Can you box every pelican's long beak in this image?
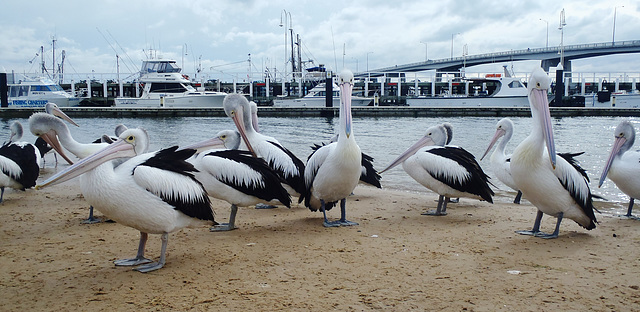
[340,80,353,138]
[37,139,135,189]
[178,137,226,153]
[532,88,556,168]
[480,128,506,161]
[40,130,75,165]
[230,106,257,157]
[379,135,434,174]
[48,104,79,127]
[598,136,626,188]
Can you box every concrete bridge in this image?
[362,40,640,75]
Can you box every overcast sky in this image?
[1,0,639,82]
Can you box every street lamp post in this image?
[613,6,624,44]
[279,9,292,81]
[420,41,428,61]
[539,18,549,48]
[366,51,373,72]
[450,33,460,59]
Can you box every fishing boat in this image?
[272,82,373,107]
[114,59,227,108]
[5,76,80,108]
[405,68,530,107]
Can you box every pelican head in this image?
[179,130,241,153]
[8,121,24,142]
[45,102,79,127]
[37,128,149,189]
[223,94,256,156]
[599,120,636,187]
[380,124,446,174]
[339,69,354,138]
[481,118,514,160]
[528,67,555,168]
[28,113,75,164]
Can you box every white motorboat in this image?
[5,76,80,108]
[272,82,372,107]
[114,59,227,108]
[406,70,530,107]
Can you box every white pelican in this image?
[37,128,216,272]
[312,134,382,189]
[180,129,292,231]
[299,70,362,227]
[380,124,494,216]
[480,118,523,204]
[29,113,114,223]
[599,120,640,219]
[0,122,43,202]
[510,67,597,239]
[223,94,306,198]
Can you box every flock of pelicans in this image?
[0,68,638,273]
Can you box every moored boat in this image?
[114,59,227,108]
[272,82,372,107]
[5,76,80,108]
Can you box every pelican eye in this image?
[536,82,541,88]
[220,135,227,140]
[126,135,135,142]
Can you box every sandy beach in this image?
[1,170,640,311]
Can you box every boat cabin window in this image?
[31,85,64,92]
[9,86,29,97]
[142,61,181,74]
[508,81,524,88]
[149,83,188,93]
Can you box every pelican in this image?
[480,118,523,204]
[312,134,382,189]
[299,70,362,227]
[37,128,215,272]
[223,94,306,198]
[180,129,292,231]
[380,124,494,216]
[599,120,640,219]
[510,67,597,239]
[0,122,43,202]
[29,113,113,223]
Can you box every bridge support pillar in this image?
[541,59,571,72]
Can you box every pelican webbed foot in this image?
[255,203,278,209]
[81,206,102,224]
[134,261,164,273]
[210,223,237,231]
[114,256,153,266]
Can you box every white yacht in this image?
[114,59,227,108]
[272,82,372,107]
[406,70,530,107]
[6,77,80,108]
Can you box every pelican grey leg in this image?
[514,191,523,204]
[114,232,153,266]
[535,212,563,239]
[322,200,340,227]
[135,233,168,273]
[422,195,448,216]
[81,206,102,224]
[210,204,238,231]
[516,210,544,236]
[625,198,638,219]
[338,198,358,226]
[0,187,5,203]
